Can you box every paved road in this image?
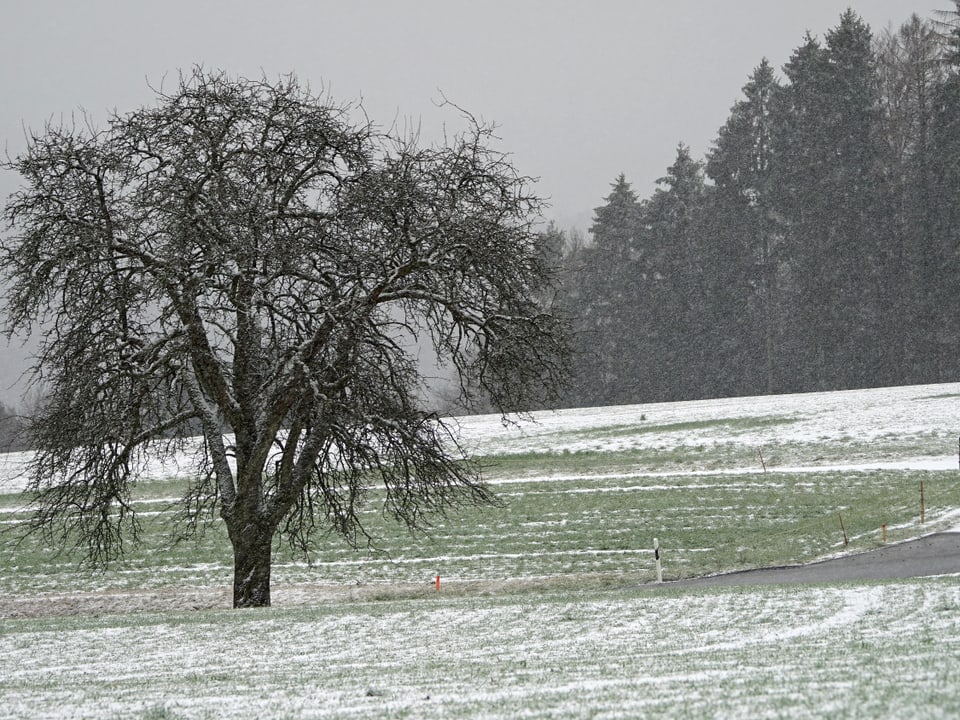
[668,532,960,587]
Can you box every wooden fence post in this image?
[920,479,925,524]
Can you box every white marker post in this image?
[654,538,663,583]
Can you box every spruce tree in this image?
[638,145,709,400]
[876,15,945,383]
[772,13,885,390]
[568,175,643,405]
[707,59,782,394]
[927,2,960,379]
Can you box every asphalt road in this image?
[668,532,960,588]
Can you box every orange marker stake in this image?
[882,524,887,544]
[435,574,440,591]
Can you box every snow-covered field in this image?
[455,381,960,468]
[2,579,958,719]
[2,382,960,718]
[4,380,959,492]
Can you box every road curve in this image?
[667,532,960,587]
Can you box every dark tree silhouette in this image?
[0,69,569,607]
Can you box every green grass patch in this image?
[3,466,957,596]
[3,384,960,718]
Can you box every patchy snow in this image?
[454,381,960,458]
[2,580,959,719]
[3,384,960,718]
[3,382,958,495]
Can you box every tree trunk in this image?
[230,522,274,608]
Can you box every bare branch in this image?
[1,68,569,606]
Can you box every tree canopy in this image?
[1,68,569,607]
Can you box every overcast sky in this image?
[0,0,938,405]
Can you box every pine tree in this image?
[707,59,783,394]
[772,13,886,390]
[876,14,945,383]
[638,145,710,400]
[568,175,643,405]
[927,2,960,379]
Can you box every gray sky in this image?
[0,0,936,405]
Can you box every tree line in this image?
[555,7,960,407]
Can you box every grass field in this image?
[1,383,960,718]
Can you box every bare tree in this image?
[0,68,569,607]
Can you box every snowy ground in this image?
[454,381,960,463]
[1,579,958,719]
[4,381,957,492]
[2,382,960,718]
[453,382,960,534]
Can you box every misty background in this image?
[0,0,934,407]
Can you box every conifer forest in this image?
[554,8,960,408]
